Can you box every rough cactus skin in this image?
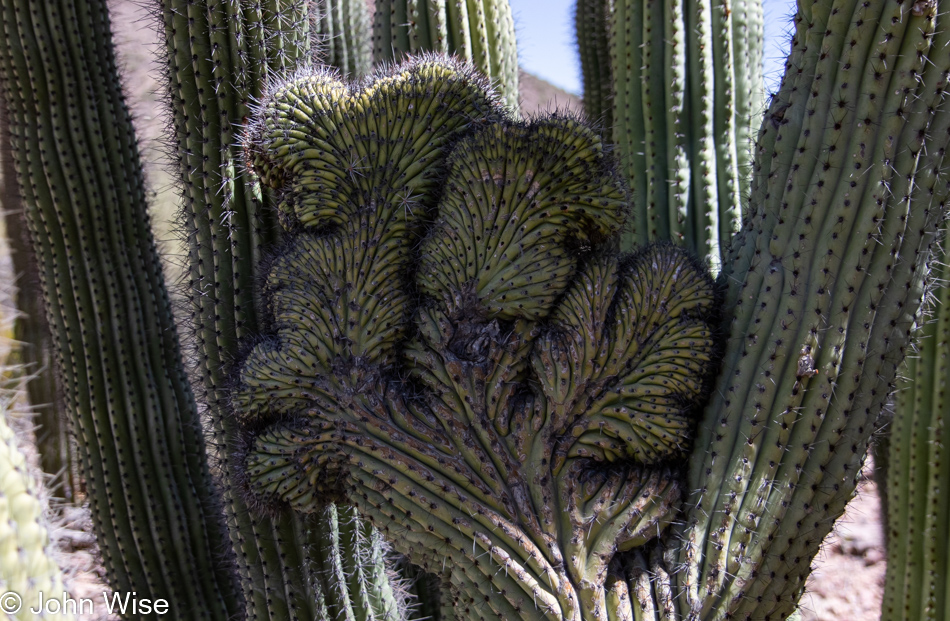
[237,56,720,621]
[372,0,520,111]
[315,0,373,77]
[676,0,950,618]
[0,0,241,617]
[575,0,612,131]
[0,133,75,502]
[882,232,950,620]
[156,1,404,618]
[0,391,73,621]
[580,0,763,268]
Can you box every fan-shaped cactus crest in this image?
[234,56,720,620]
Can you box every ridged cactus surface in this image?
[575,0,612,130]
[315,0,373,76]
[237,56,720,620]
[578,0,764,267]
[882,232,950,621]
[0,393,73,620]
[372,0,520,110]
[0,1,241,618]
[157,0,403,617]
[676,0,950,618]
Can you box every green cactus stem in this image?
[372,0,520,111]
[581,0,763,268]
[0,389,74,620]
[882,232,950,621]
[157,0,404,618]
[237,56,720,620]
[675,0,950,618]
[0,0,241,617]
[0,113,75,501]
[315,0,373,77]
[575,0,612,131]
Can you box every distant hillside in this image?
[518,70,583,115]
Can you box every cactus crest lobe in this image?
[235,56,720,620]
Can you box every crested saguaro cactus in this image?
[237,56,720,620]
[577,0,764,268]
[372,0,519,110]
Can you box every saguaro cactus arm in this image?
[0,0,240,617]
[676,0,950,618]
[315,0,373,77]
[882,240,950,620]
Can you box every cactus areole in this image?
[234,57,719,620]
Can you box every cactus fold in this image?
[0,0,240,617]
[579,0,764,268]
[676,0,950,618]
[237,56,720,620]
[372,0,520,111]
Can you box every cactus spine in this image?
[677,0,950,617]
[372,0,520,111]
[0,0,241,617]
[578,0,763,267]
[157,0,403,618]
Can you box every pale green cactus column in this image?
[315,0,373,76]
[882,235,950,620]
[0,392,74,621]
[578,0,764,267]
[373,0,520,111]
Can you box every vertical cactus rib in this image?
[731,0,764,214]
[575,0,612,130]
[0,0,241,618]
[157,1,403,619]
[676,0,950,619]
[883,25,950,613]
[315,0,373,77]
[0,117,74,501]
[373,0,519,111]
[606,0,648,244]
[588,0,762,267]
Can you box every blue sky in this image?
[511,0,797,96]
